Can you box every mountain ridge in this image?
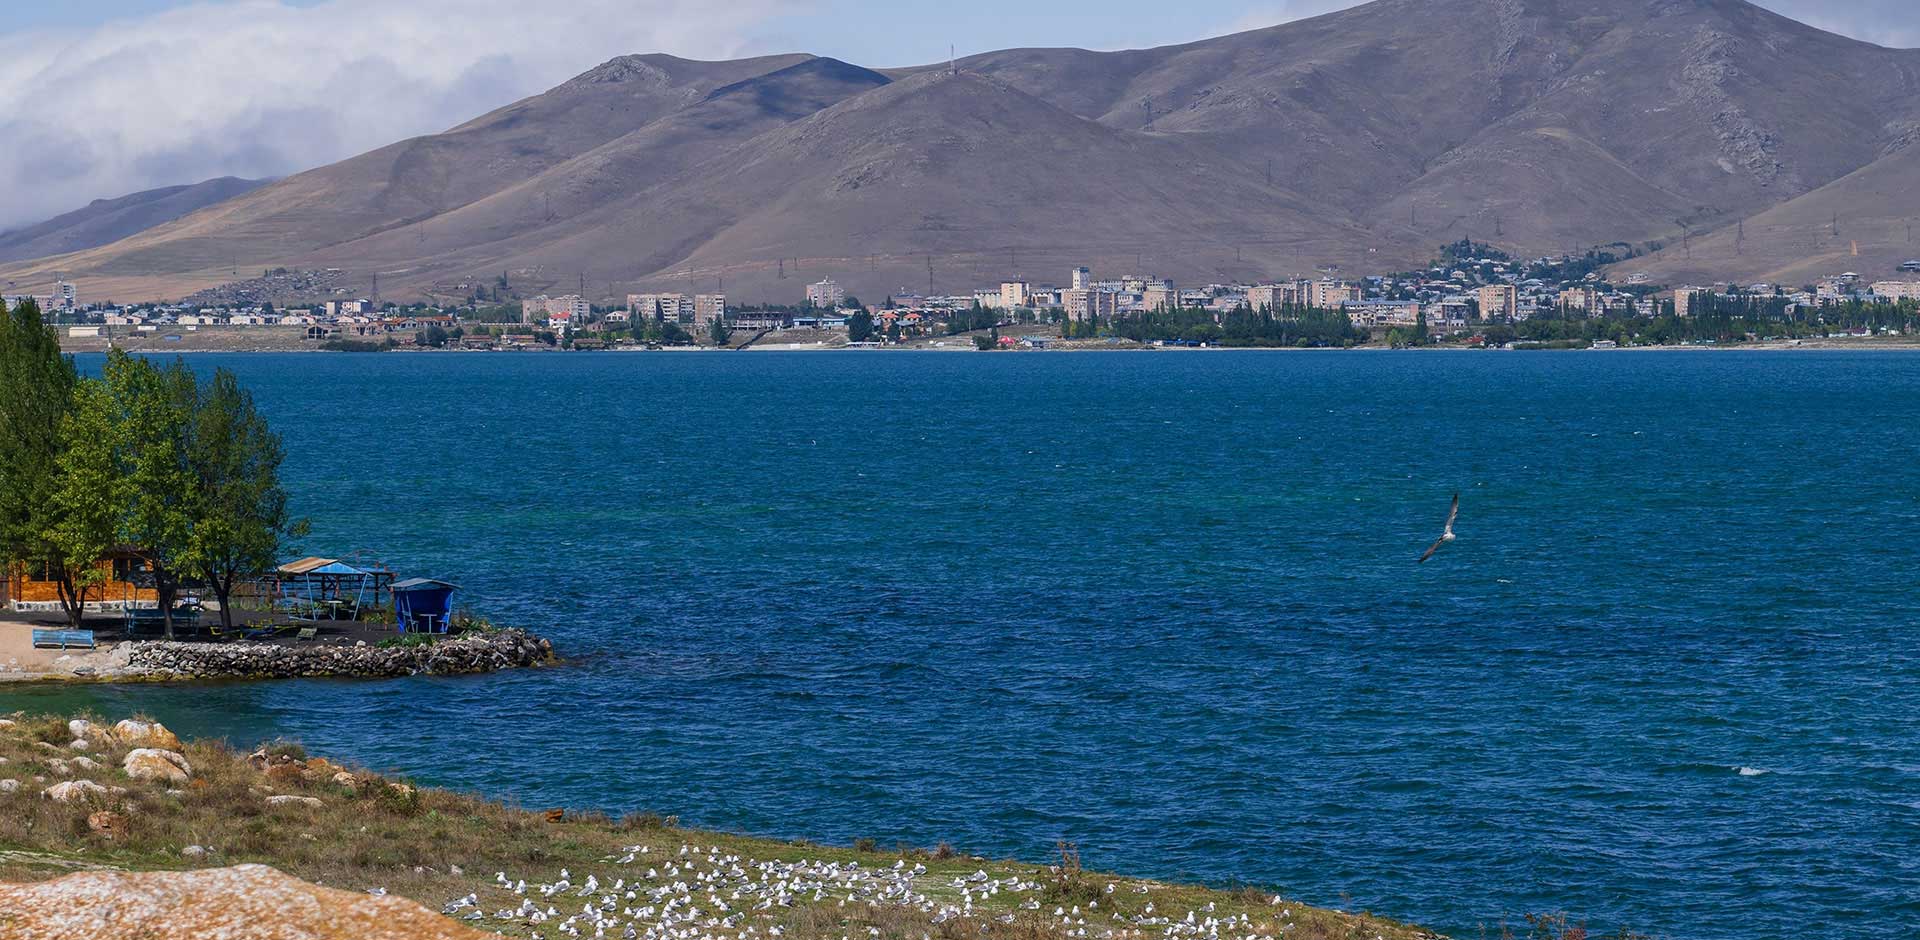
[6,0,1918,302]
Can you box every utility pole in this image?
[926,254,934,296]
[1265,159,1272,187]
[778,259,785,279]
[1736,220,1744,255]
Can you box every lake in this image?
[6,349,1918,939]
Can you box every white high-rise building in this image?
[1071,266,1091,290]
[806,278,845,309]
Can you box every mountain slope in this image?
[0,53,813,296]
[1623,142,1920,286]
[297,57,895,296]
[7,0,1920,302]
[454,70,1402,301]
[0,177,267,264]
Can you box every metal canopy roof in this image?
[392,578,460,591]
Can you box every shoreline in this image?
[0,712,1449,940]
[0,628,554,684]
[58,336,1920,355]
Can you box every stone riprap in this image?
[88,630,555,681]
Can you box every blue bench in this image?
[32,629,96,650]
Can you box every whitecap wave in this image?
[1736,766,1769,777]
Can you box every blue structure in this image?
[392,578,459,633]
[273,556,393,621]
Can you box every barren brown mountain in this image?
[6,0,1920,303]
[0,177,268,265]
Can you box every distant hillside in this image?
[7,0,1920,302]
[0,177,267,264]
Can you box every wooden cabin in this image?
[3,551,158,612]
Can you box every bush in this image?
[319,339,388,353]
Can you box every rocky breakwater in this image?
[115,629,554,680]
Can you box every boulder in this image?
[0,780,18,794]
[44,779,109,803]
[113,719,183,751]
[181,845,207,858]
[0,865,501,940]
[0,719,17,730]
[300,757,342,781]
[123,749,193,786]
[87,810,128,838]
[264,762,305,785]
[69,738,92,751]
[330,771,359,791]
[265,795,323,808]
[71,756,103,772]
[68,718,96,739]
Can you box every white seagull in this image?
[1419,493,1460,563]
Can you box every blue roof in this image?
[393,578,459,591]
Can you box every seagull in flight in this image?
[1419,493,1460,563]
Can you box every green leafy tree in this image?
[0,300,76,579]
[104,351,200,638]
[709,316,729,346]
[43,380,120,629]
[847,310,875,343]
[191,370,308,630]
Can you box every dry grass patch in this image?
[0,712,1443,940]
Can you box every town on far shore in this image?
[14,240,1920,353]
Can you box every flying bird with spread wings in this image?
[1419,493,1460,563]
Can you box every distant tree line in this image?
[1480,297,1920,346]
[0,300,305,634]
[1102,305,1367,347]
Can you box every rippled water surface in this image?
[7,350,1919,939]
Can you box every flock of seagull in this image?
[439,843,1319,940]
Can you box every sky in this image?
[2,0,1918,230]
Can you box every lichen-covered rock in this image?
[123,749,192,786]
[87,810,128,838]
[0,864,499,940]
[44,779,109,803]
[265,794,323,808]
[113,719,184,751]
[67,718,96,739]
[69,738,91,751]
[0,779,19,794]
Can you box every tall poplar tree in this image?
[191,369,305,630]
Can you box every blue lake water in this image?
[6,349,1919,939]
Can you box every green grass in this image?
[0,711,1452,940]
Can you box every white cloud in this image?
[1758,1,1920,49]
[0,0,795,229]
[1208,0,1364,38]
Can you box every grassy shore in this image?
[0,712,1460,940]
